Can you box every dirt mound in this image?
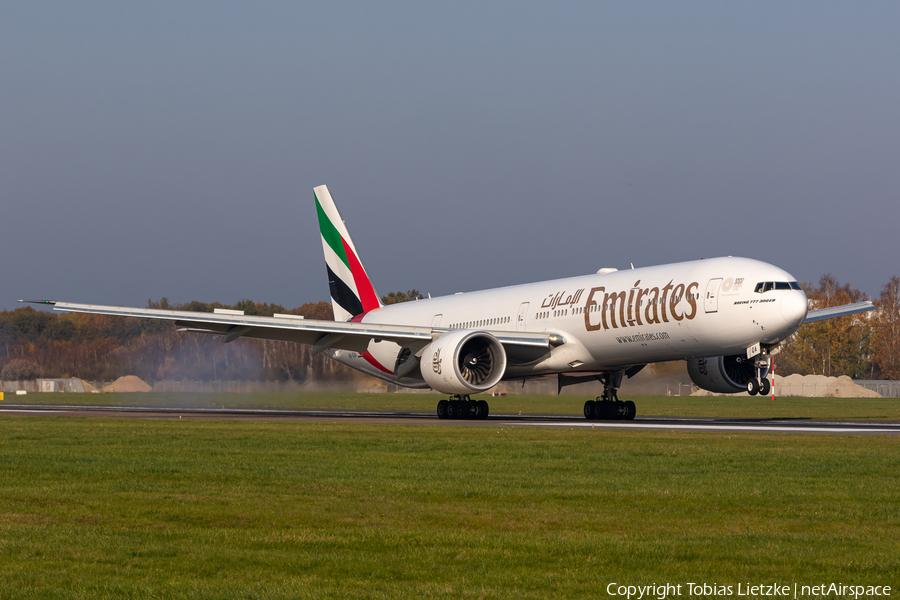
[774,373,881,397]
[102,376,152,393]
[694,373,882,398]
[824,375,882,398]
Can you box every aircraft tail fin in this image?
[314,185,382,322]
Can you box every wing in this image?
[20,300,554,356]
[804,301,876,324]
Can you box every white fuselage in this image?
[327,256,808,387]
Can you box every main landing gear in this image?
[437,395,489,420]
[583,371,636,421]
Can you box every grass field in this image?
[0,415,898,598]
[5,391,900,421]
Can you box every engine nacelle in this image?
[420,330,507,395]
[687,355,770,393]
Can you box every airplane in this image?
[22,184,876,421]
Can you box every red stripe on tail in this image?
[342,238,380,313]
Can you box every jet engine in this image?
[420,330,507,395]
[687,355,770,394]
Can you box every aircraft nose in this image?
[781,291,808,327]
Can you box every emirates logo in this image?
[432,348,442,374]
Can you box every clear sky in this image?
[2,2,898,311]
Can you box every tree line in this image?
[1,280,898,383]
[0,299,352,384]
[778,275,900,380]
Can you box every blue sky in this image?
[2,2,898,310]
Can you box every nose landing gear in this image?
[746,353,774,396]
[747,376,771,396]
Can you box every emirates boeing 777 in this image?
[23,185,875,420]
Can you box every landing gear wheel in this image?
[477,400,489,420]
[759,378,771,396]
[466,400,478,420]
[441,395,485,420]
[471,401,481,419]
[624,400,636,421]
[747,378,760,396]
[459,401,471,420]
[584,400,596,420]
[597,401,615,420]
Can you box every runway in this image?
[2,403,900,435]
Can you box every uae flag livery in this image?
[314,185,382,322]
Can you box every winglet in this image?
[314,185,382,321]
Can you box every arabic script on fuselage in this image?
[541,289,584,311]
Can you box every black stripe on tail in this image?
[327,264,365,319]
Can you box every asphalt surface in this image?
[2,403,900,435]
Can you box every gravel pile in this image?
[774,374,882,398]
[693,373,882,398]
[102,375,152,393]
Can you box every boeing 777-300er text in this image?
[23,185,876,420]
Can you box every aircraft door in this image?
[705,278,723,313]
[516,302,529,332]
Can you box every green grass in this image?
[5,391,900,421]
[0,418,898,598]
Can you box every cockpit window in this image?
[755,281,802,293]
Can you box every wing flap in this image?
[41,301,432,351]
[23,301,554,355]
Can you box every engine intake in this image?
[420,330,507,395]
[687,355,769,394]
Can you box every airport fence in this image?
[4,379,899,397]
[853,380,900,398]
[1,380,39,393]
[0,379,427,395]
[775,380,832,398]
